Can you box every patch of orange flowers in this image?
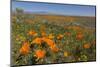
[28,30,37,36]
[83,43,91,49]
[35,49,46,59]
[73,26,81,31]
[76,32,84,40]
[65,32,71,37]
[32,36,59,52]
[50,45,59,52]
[57,34,64,40]
[42,37,59,52]
[20,41,30,55]
[42,37,55,46]
[25,19,33,23]
[41,31,47,37]
[32,38,43,45]
[67,26,82,31]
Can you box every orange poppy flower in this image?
[42,37,59,52]
[35,49,46,59]
[42,37,47,41]
[20,41,30,55]
[83,43,91,49]
[57,34,64,40]
[76,32,84,40]
[41,32,46,37]
[65,32,71,37]
[28,30,37,36]
[32,38,43,45]
[50,45,59,52]
[42,37,55,47]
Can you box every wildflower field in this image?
[11,12,96,66]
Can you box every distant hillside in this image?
[31,14,96,28]
[12,12,96,29]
